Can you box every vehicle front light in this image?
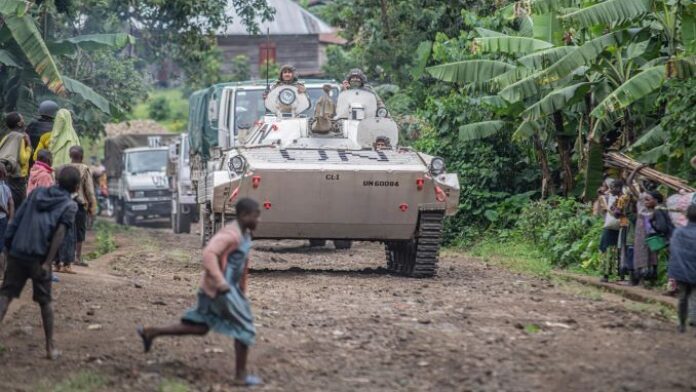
[131,190,145,198]
[429,157,446,175]
[376,107,388,118]
[228,155,246,174]
[279,88,296,105]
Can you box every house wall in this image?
[217,34,323,77]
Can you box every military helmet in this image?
[279,64,297,81]
[38,100,59,118]
[346,68,367,85]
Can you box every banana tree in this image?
[427,0,696,198]
[0,0,134,121]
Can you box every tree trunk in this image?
[380,0,390,37]
[532,133,555,198]
[553,111,575,196]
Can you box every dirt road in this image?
[1,222,695,392]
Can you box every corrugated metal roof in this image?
[219,0,334,36]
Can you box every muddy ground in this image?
[1,221,695,392]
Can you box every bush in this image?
[513,197,602,270]
[148,96,172,121]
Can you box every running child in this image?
[137,198,262,386]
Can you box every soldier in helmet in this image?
[271,64,306,94]
[341,68,385,109]
[26,100,59,157]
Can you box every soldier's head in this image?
[37,149,52,166]
[346,69,367,88]
[279,65,297,83]
[4,112,24,130]
[236,198,261,232]
[38,100,59,119]
[374,136,390,151]
[322,84,332,94]
[69,145,84,163]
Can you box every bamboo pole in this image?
[604,152,695,192]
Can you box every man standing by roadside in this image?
[56,146,96,272]
[0,166,79,359]
[26,100,58,165]
[0,112,33,208]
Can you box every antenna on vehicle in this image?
[265,26,271,95]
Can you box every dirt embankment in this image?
[1,222,695,392]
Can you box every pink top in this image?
[27,161,54,196]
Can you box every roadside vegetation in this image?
[316,0,695,282]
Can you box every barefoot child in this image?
[0,166,79,359]
[138,198,262,386]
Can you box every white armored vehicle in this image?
[190,81,459,277]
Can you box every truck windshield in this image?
[233,87,339,132]
[127,150,168,174]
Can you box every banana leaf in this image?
[560,0,652,28]
[591,66,665,118]
[0,49,21,67]
[427,60,515,83]
[522,82,593,121]
[48,33,136,56]
[2,11,64,94]
[474,36,554,55]
[63,76,110,114]
[458,120,508,142]
[517,46,576,69]
[583,140,605,201]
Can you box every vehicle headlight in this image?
[429,157,446,175]
[376,107,388,118]
[131,191,145,198]
[279,88,296,105]
[228,155,246,174]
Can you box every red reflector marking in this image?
[435,186,446,202]
[416,178,424,190]
[252,176,261,189]
[399,203,408,212]
[264,201,272,210]
[271,124,279,131]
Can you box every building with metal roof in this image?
[217,0,345,77]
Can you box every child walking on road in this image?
[669,203,696,333]
[138,198,262,386]
[0,166,79,359]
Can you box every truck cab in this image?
[168,133,197,233]
[111,146,171,225]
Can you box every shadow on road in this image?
[250,266,392,277]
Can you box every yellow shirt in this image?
[33,132,51,162]
[19,138,31,177]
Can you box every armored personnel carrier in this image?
[194,82,460,277]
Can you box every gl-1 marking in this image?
[363,180,400,187]
[326,174,340,180]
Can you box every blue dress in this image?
[182,231,256,346]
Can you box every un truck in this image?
[167,133,197,233]
[105,134,178,226]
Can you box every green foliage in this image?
[86,221,117,260]
[131,89,188,133]
[148,97,172,121]
[259,60,280,82]
[40,371,106,392]
[514,198,602,269]
[159,379,190,392]
[226,54,251,82]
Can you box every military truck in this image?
[167,133,198,233]
[105,134,178,226]
[190,81,460,277]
